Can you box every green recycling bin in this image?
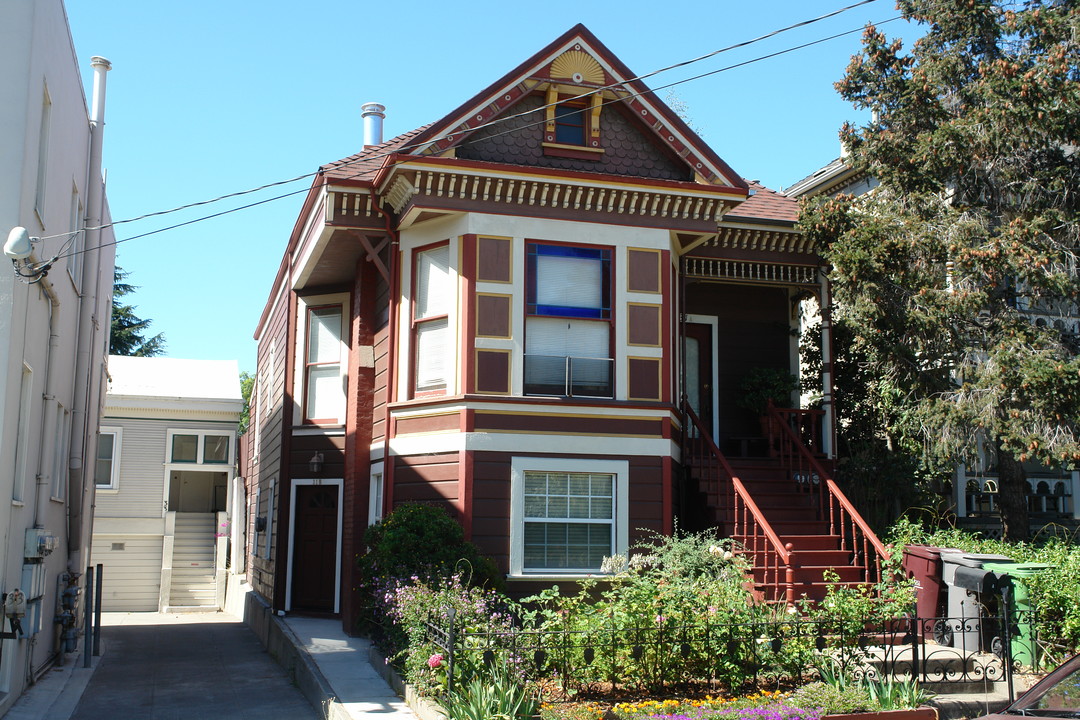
[982,560,1054,669]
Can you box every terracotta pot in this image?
[825,708,938,720]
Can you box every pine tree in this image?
[110,267,166,357]
[801,0,1080,540]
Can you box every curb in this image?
[367,644,444,720]
[239,592,349,720]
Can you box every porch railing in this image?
[683,403,796,604]
[765,401,890,583]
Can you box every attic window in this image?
[554,104,586,145]
[543,87,604,160]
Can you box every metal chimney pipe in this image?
[361,102,386,147]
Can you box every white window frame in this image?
[412,243,452,397]
[68,181,83,288]
[13,363,35,503]
[51,403,70,500]
[165,429,234,466]
[95,427,123,491]
[368,463,384,526]
[265,477,275,560]
[285,478,343,613]
[34,84,51,223]
[294,294,348,425]
[509,456,628,578]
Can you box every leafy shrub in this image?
[519,529,766,690]
[359,503,501,587]
[788,680,872,715]
[376,573,517,695]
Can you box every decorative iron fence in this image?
[425,603,1056,701]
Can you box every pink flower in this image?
[427,653,443,669]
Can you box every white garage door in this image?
[90,535,163,611]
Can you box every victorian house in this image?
[244,25,887,633]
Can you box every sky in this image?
[63,0,918,373]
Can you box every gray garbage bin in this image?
[938,551,1016,651]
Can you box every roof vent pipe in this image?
[361,102,386,147]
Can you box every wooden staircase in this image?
[169,513,218,609]
[682,403,889,604]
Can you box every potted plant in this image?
[736,367,799,418]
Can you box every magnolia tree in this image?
[801,0,1080,540]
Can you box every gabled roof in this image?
[321,124,432,185]
[401,24,748,192]
[726,181,799,224]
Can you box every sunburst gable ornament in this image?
[549,50,604,85]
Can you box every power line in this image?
[48,1,897,261]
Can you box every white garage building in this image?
[91,356,243,611]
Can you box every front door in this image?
[290,484,339,614]
[684,321,715,437]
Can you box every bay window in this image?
[524,243,613,397]
[413,244,451,395]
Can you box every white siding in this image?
[96,417,237,518]
[90,534,163,612]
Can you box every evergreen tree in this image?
[110,267,166,357]
[801,0,1080,540]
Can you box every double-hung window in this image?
[510,457,628,575]
[524,243,612,397]
[304,306,345,422]
[95,428,122,490]
[413,244,451,396]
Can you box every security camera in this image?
[4,227,34,260]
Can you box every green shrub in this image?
[788,680,873,715]
[359,503,502,588]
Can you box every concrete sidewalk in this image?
[3,610,426,720]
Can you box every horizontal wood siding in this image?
[392,452,460,510]
[96,417,236,519]
[91,534,163,612]
[466,451,665,576]
[290,433,345,479]
[248,281,290,604]
[372,327,389,444]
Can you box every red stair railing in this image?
[683,403,796,605]
[764,401,891,583]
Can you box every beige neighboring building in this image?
[92,356,244,613]
[0,0,114,710]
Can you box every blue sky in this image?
[64,0,915,372]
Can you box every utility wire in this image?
[46,1,897,260]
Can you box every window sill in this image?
[49,495,65,503]
[506,572,607,582]
[542,143,604,161]
[11,500,25,507]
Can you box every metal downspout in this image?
[33,280,61,529]
[67,56,110,573]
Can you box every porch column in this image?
[818,270,835,458]
[1071,470,1080,520]
[955,463,968,518]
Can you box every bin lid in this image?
[1003,562,1055,577]
[904,545,960,560]
[939,550,1002,567]
[982,560,1025,575]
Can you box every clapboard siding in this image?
[91,534,163,611]
[96,417,236,519]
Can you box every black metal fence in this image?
[425,603,1056,701]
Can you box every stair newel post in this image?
[784,543,796,608]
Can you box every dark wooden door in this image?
[290,484,339,613]
[684,322,714,437]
